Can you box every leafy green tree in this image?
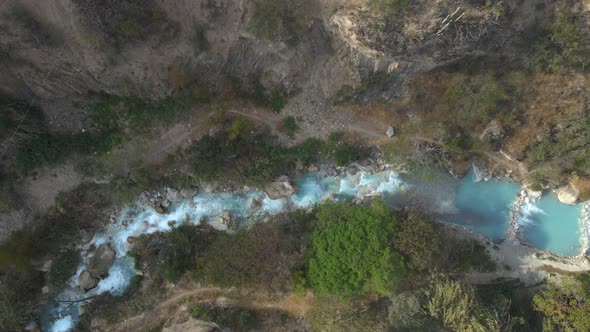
[533,276,590,332]
[307,200,406,296]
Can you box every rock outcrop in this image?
[386,126,395,138]
[88,244,116,278]
[78,270,99,291]
[217,210,232,225]
[480,120,505,142]
[181,188,199,199]
[166,188,184,203]
[556,184,579,205]
[265,176,296,199]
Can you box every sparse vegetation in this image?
[530,11,588,72]
[280,116,299,136]
[533,275,590,331]
[0,271,42,331]
[189,303,262,330]
[249,0,308,43]
[192,22,209,53]
[424,275,502,332]
[393,210,441,271]
[368,0,409,17]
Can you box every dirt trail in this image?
[108,287,313,332]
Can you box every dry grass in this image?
[504,72,589,159]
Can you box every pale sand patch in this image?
[444,224,590,286]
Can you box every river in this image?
[41,165,590,331]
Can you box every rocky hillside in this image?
[1,0,589,236]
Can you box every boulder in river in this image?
[265,176,296,199]
[218,210,231,225]
[78,270,99,291]
[181,187,199,199]
[248,197,262,214]
[166,188,184,202]
[556,184,579,205]
[88,244,116,277]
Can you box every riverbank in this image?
[443,223,590,286]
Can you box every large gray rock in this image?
[386,126,395,138]
[162,319,220,332]
[181,187,199,199]
[265,176,296,199]
[88,244,116,277]
[166,188,184,202]
[217,210,231,225]
[248,197,262,214]
[78,270,99,291]
[480,120,505,142]
[557,184,579,205]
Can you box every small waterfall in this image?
[472,163,486,182]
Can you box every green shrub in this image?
[333,143,354,166]
[439,239,497,273]
[16,132,111,174]
[47,250,80,293]
[281,116,299,135]
[270,91,286,113]
[188,303,212,321]
[393,211,441,271]
[192,22,209,53]
[307,200,406,296]
[530,12,588,72]
[534,277,590,332]
[130,225,219,284]
[90,95,183,134]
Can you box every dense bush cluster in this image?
[307,200,406,296]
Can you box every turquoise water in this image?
[519,195,583,256]
[452,171,521,240]
[402,169,520,241]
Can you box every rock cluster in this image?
[479,120,505,142]
[78,244,116,292]
[140,186,196,214]
[265,176,296,199]
[556,184,579,205]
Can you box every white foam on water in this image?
[261,196,288,214]
[49,316,74,332]
[517,201,546,228]
[95,257,136,296]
